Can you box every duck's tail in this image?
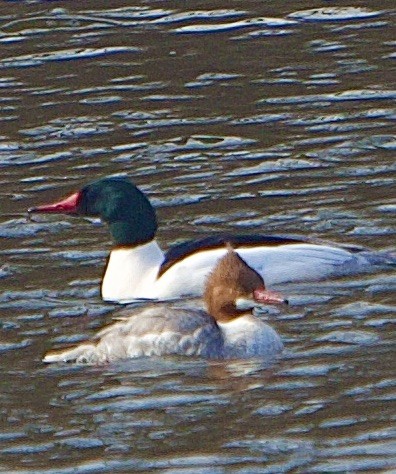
[43,343,102,364]
[359,249,396,267]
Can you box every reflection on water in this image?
[0,1,395,472]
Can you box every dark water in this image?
[0,1,395,472]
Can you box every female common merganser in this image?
[43,249,286,363]
[28,176,390,302]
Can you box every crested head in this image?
[29,177,157,246]
[205,248,265,301]
[204,248,287,322]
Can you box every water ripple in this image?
[151,9,247,24]
[288,7,383,22]
[315,330,381,345]
[262,89,396,105]
[173,17,297,34]
[78,393,227,414]
[0,47,140,69]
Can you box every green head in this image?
[29,177,158,246]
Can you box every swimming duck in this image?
[29,176,388,302]
[43,249,286,363]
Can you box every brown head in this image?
[204,248,287,323]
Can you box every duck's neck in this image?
[108,217,157,247]
[101,240,164,302]
[206,295,252,323]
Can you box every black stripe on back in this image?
[158,234,306,278]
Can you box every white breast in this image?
[219,315,283,359]
[101,241,164,302]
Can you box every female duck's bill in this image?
[28,176,389,302]
[43,249,287,364]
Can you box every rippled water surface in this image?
[1,1,395,472]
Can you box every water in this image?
[0,1,395,472]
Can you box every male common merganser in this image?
[43,249,286,363]
[28,176,391,302]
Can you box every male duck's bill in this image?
[43,249,287,364]
[29,176,394,302]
